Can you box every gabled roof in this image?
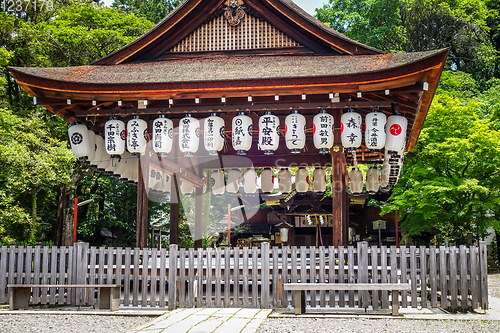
[94,0,383,65]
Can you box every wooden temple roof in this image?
[8,0,449,166]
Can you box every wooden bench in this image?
[7,284,122,311]
[284,283,411,316]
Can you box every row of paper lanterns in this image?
[68,109,408,161]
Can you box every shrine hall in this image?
[8,0,448,249]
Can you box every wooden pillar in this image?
[331,109,348,247]
[194,186,204,249]
[169,173,180,246]
[136,156,149,249]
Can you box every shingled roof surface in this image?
[11,50,444,85]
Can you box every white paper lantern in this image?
[380,159,390,189]
[341,109,362,151]
[104,117,126,157]
[130,156,138,184]
[385,114,408,154]
[313,168,327,192]
[211,170,225,197]
[366,167,380,194]
[260,168,274,193]
[365,110,387,151]
[68,123,92,161]
[232,112,253,155]
[278,169,292,193]
[295,168,309,193]
[93,135,108,171]
[226,169,241,193]
[259,111,279,155]
[243,168,257,194]
[204,113,225,156]
[152,115,173,157]
[153,169,164,192]
[285,110,306,153]
[349,168,364,194]
[118,151,133,181]
[179,114,200,157]
[313,110,334,154]
[86,130,97,166]
[127,116,148,156]
[162,173,171,194]
[148,165,159,190]
[180,181,194,197]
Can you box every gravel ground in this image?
[488,273,500,298]
[0,314,153,333]
[256,318,500,333]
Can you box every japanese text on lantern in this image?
[370,114,379,147]
[181,118,191,149]
[260,116,275,146]
[106,122,116,152]
[206,118,214,148]
[129,120,140,150]
[233,118,244,146]
[346,116,358,144]
[319,115,332,145]
[154,120,164,149]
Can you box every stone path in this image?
[127,308,272,333]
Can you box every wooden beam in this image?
[331,109,347,247]
[169,174,180,245]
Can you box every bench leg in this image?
[9,287,31,310]
[294,290,305,315]
[391,290,399,316]
[99,287,120,311]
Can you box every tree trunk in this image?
[53,184,66,246]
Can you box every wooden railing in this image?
[0,242,488,311]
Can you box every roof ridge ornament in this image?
[224,0,245,26]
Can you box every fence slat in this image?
[459,245,468,311]
[151,248,158,308]
[49,246,58,304]
[380,246,388,309]
[132,248,140,307]
[309,246,317,308]
[328,247,335,307]
[410,246,417,308]
[400,246,407,308]
[123,247,131,307]
[261,243,270,309]
[224,247,230,307]
[16,246,25,285]
[187,248,194,308]
[168,245,178,310]
[470,246,478,309]
[251,246,258,308]
[338,246,345,307]
[25,246,33,287]
[177,248,185,308]
[115,247,123,306]
[429,246,437,308]
[206,248,213,307]
[291,247,297,306]
[57,247,66,305]
[215,248,222,307]
[419,246,427,309]
[347,246,354,307]
[33,246,41,304]
[371,245,379,311]
[159,248,167,308]
[141,248,149,307]
[234,247,240,307]
[390,246,398,310]
[318,246,326,307]
[439,246,447,309]
[479,241,488,310]
[358,242,369,309]
[242,247,249,307]
[449,246,458,310]
[196,248,203,307]
[0,246,7,303]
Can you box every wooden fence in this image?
[0,242,488,311]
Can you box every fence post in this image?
[358,242,369,308]
[168,244,178,310]
[479,241,488,310]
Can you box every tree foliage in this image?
[112,0,180,24]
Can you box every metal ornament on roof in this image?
[243,168,257,194]
[211,170,225,197]
[152,115,173,157]
[285,110,306,153]
[385,114,408,154]
[232,112,253,155]
[366,167,380,195]
[365,110,387,151]
[313,168,327,192]
[349,167,364,194]
[104,117,126,158]
[68,122,92,161]
[341,109,362,151]
[127,116,148,156]
[180,181,194,197]
[295,168,309,193]
[223,0,245,26]
[313,109,334,154]
[260,168,274,193]
[179,114,200,157]
[259,111,280,155]
[226,169,241,193]
[278,169,292,194]
[204,113,225,156]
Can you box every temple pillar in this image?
[169,174,180,245]
[194,186,204,249]
[136,155,149,249]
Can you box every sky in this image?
[101,0,327,17]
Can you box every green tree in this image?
[381,95,500,245]
[112,0,180,24]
